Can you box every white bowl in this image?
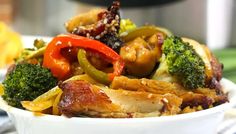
[0,78,236,134]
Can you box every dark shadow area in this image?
[72,0,182,8]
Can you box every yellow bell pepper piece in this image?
[21,100,53,112]
[122,25,172,42]
[52,90,63,115]
[33,87,62,103]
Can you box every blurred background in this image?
[0,0,236,82]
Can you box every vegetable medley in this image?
[0,1,228,118]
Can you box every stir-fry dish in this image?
[0,1,228,118]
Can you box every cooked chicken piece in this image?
[179,92,213,109]
[194,88,228,106]
[202,45,224,93]
[146,34,163,61]
[58,80,182,118]
[208,50,223,81]
[100,86,182,115]
[111,76,188,95]
[120,36,162,77]
[58,80,117,117]
[111,76,228,109]
[65,9,105,33]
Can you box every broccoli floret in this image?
[153,36,206,89]
[2,63,58,108]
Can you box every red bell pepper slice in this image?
[43,34,124,80]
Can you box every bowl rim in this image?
[0,78,236,123]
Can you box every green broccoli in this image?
[152,36,206,89]
[2,63,58,108]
